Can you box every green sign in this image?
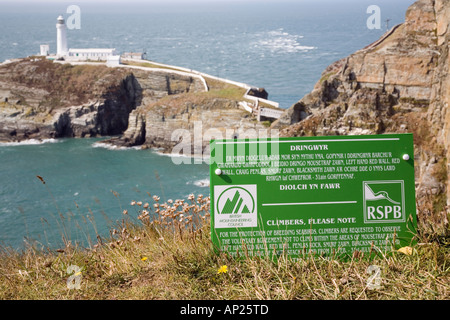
[209,134,417,259]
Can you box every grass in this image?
[2,57,131,109]
[121,60,186,73]
[141,80,249,117]
[0,192,448,300]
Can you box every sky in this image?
[0,0,417,9]
[0,0,417,16]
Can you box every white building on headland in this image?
[56,15,68,56]
[40,44,50,56]
[106,55,121,67]
[41,15,121,65]
[67,48,119,60]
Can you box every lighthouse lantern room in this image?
[56,15,68,56]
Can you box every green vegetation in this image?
[260,120,272,128]
[0,192,448,300]
[319,72,336,85]
[5,58,131,109]
[203,86,248,102]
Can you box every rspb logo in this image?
[363,181,405,223]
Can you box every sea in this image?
[0,0,415,250]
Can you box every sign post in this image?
[209,134,417,259]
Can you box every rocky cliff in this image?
[273,0,449,219]
[0,57,248,145]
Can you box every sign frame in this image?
[209,134,417,260]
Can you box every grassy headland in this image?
[0,193,448,300]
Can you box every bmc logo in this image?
[216,185,256,215]
[363,181,405,223]
[214,185,257,229]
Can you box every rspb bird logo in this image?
[363,181,405,223]
[214,185,257,228]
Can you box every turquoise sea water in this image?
[0,0,415,249]
[0,138,209,248]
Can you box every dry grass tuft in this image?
[0,193,448,300]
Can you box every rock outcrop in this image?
[0,58,141,140]
[0,57,271,157]
[273,0,449,216]
[0,57,215,142]
[106,90,270,156]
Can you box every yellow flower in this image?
[217,265,228,274]
[141,256,148,261]
[397,246,413,255]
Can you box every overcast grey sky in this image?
[0,0,417,15]
[0,0,416,4]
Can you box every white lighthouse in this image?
[56,15,68,56]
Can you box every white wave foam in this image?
[154,149,188,158]
[253,29,316,54]
[154,149,209,162]
[0,138,59,146]
[91,141,142,150]
[187,178,210,188]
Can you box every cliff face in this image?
[274,0,449,214]
[106,87,269,155]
